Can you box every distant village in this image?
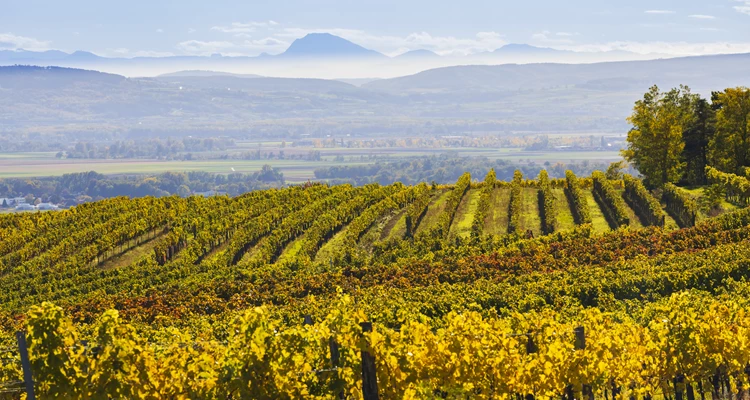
[0,197,61,212]
[0,189,232,213]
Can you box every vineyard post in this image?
[673,375,685,400]
[574,326,586,350]
[304,315,345,399]
[574,327,593,400]
[696,381,705,400]
[525,333,537,354]
[525,333,537,400]
[16,331,35,400]
[611,384,621,400]
[329,336,345,400]
[360,322,379,400]
[685,382,695,400]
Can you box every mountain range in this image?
[0,33,674,79]
[2,51,750,137]
[0,35,602,63]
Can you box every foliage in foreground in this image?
[13,291,750,399]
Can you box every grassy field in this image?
[681,186,741,221]
[276,234,306,264]
[520,187,542,236]
[415,190,451,235]
[234,143,623,161]
[583,189,611,233]
[100,234,163,271]
[485,187,511,235]
[616,189,645,229]
[381,210,407,240]
[0,155,377,182]
[552,188,576,232]
[449,189,480,238]
[0,146,624,180]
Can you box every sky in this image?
[1,0,750,58]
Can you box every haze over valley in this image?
[2,47,749,138]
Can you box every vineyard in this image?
[1,169,750,399]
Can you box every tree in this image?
[177,185,191,198]
[257,164,284,183]
[700,184,725,216]
[622,85,695,188]
[709,87,750,174]
[605,161,626,180]
[682,97,716,185]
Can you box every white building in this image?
[15,204,37,211]
[37,203,59,211]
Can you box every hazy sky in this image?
[2,0,750,57]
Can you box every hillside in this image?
[1,170,749,396]
[364,53,750,94]
[0,65,392,124]
[5,55,750,134]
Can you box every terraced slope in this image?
[2,169,749,398]
[0,170,715,321]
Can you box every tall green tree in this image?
[710,87,750,174]
[681,97,716,185]
[622,85,696,188]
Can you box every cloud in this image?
[188,28,196,34]
[211,21,279,34]
[0,33,51,51]
[735,1,750,15]
[561,41,750,56]
[688,14,716,19]
[156,28,164,33]
[176,40,237,53]
[176,37,289,56]
[645,10,676,14]
[531,31,575,44]
[105,48,175,57]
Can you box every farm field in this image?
[0,168,749,398]
[0,146,624,180]
[0,153,368,182]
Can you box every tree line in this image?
[62,137,235,159]
[313,155,631,186]
[623,85,750,187]
[0,167,284,206]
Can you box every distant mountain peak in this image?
[67,50,101,60]
[280,33,384,58]
[395,49,440,59]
